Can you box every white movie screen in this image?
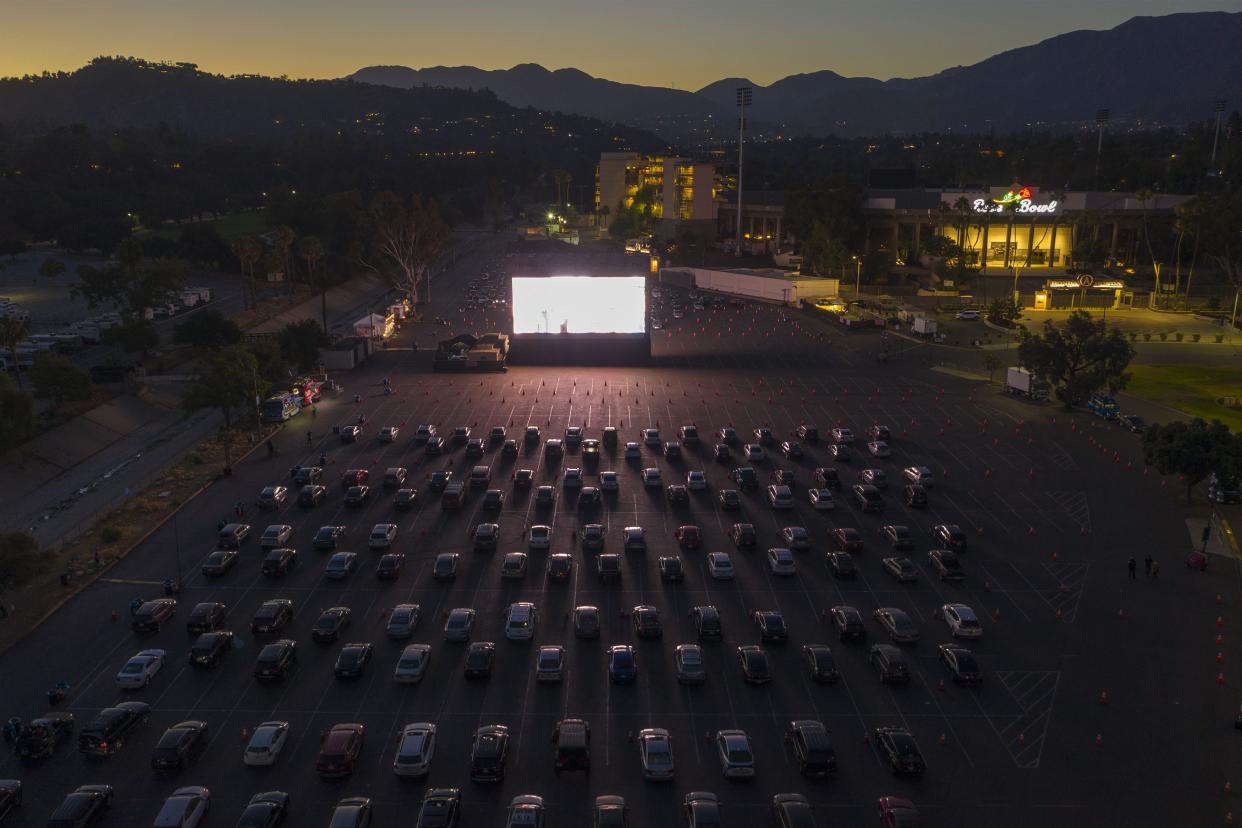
[511,276,646,335]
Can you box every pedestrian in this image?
[319,453,327,467]
[306,431,313,446]
[1144,556,1153,577]
[1127,558,1137,579]
[1151,560,1160,578]
[311,405,317,418]
[234,500,244,519]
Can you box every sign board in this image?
[972,184,1058,215]
[1046,275,1125,291]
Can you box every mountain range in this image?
[351,12,1242,140]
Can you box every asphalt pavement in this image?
[0,246,1238,827]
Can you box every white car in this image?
[766,547,796,576]
[707,552,734,580]
[686,470,708,490]
[379,426,400,442]
[831,427,855,444]
[943,603,984,639]
[624,442,642,460]
[809,488,835,510]
[505,602,536,640]
[536,646,565,682]
[642,468,663,487]
[393,722,436,778]
[955,309,981,320]
[260,524,293,549]
[867,441,891,458]
[528,525,552,549]
[508,796,545,828]
[153,786,210,828]
[599,471,620,491]
[780,526,811,550]
[743,443,766,462]
[394,644,431,683]
[902,466,935,487]
[642,428,662,446]
[716,729,756,778]
[243,721,290,766]
[563,468,583,488]
[368,523,398,550]
[639,727,675,780]
[116,649,166,688]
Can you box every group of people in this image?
[1126,556,1160,579]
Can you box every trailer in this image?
[1005,367,1049,400]
[911,317,938,336]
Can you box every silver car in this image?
[393,722,436,778]
[394,644,431,683]
[639,727,675,780]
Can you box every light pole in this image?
[1094,108,1109,190]
[853,255,861,302]
[1231,286,1239,332]
[1211,99,1228,167]
[735,86,752,257]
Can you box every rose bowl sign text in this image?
[972,197,1059,215]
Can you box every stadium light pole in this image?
[1093,108,1109,190]
[1211,99,1228,166]
[735,86,752,257]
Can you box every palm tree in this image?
[0,317,29,388]
[272,226,297,296]
[952,196,972,274]
[297,236,327,332]
[552,169,572,210]
[231,236,262,310]
[1135,188,1162,298]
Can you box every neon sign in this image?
[994,185,1032,207]
[972,193,1058,215]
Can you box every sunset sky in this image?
[2,0,1239,89]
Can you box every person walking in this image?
[306,431,313,446]
[1127,558,1137,579]
[1151,560,1160,579]
[1144,556,1153,577]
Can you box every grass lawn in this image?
[1127,363,1242,431]
[141,209,270,242]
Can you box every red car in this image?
[878,796,919,827]
[340,469,369,490]
[675,525,702,549]
[316,723,365,778]
[832,527,865,553]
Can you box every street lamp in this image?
[852,255,861,302]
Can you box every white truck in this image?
[912,316,938,336]
[1006,367,1049,400]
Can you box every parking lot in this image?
[0,250,1238,827]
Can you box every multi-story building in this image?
[595,152,719,238]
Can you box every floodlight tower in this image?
[735,86,752,257]
[1093,108,1109,190]
[1211,99,1228,167]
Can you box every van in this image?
[787,719,837,777]
[504,602,536,640]
[552,718,591,773]
[217,523,251,549]
[442,482,465,511]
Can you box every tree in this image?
[174,309,241,351]
[272,225,296,295]
[102,317,160,357]
[0,373,35,451]
[296,236,327,331]
[1017,310,1135,409]
[29,351,93,402]
[278,319,327,372]
[802,221,852,279]
[355,192,450,305]
[177,223,230,267]
[0,531,40,589]
[1142,419,1242,502]
[38,257,66,280]
[0,317,28,389]
[983,353,1003,384]
[73,257,190,319]
[231,236,262,310]
[986,299,1021,326]
[182,345,267,470]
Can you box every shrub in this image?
[100,525,122,544]
[1174,333,1184,342]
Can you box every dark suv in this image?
[150,720,209,771]
[693,605,722,641]
[787,719,837,777]
[552,718,591,774]
[254,639,297,681]
[470,725,510,782]
[131,599,176,634]
[78,701,150,756]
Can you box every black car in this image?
[875,727,925,774]
[737,645,772,684]
[298,484,326,507]
[15,712,74,761]
[666,484,689,505]
[827,551,857,579]
[929,548,966,581]
[416,788,461,828]
[150,720,209,771]
[829,605,866,641]
[754,610,788,643]
[131,599,177,634]
[464,642,496,678]
[186,602,227,635]
[334,643,373,678]
[344,485,371,507]
[932,523,968,551]
[802,645,838,684]
[425,436,445,456]
[903,484,928,508]
[429,471,451,492]
[731,467,759,490]
[376,553,405,580]
[465,438,485,458]
[394,488,419,510]
[189,631,234,667]
[251,600,294,634]
[659,556,684,582]
[797,425,819,442]
[78,702,149,756]
[200,548,238,576]
[261,547,298,577]
[940,644,983,684]
[1120,414,1146,433]
[470,725,510,782]
[47,785,112,826]
[313,607,352,643]
[0,781,18,822]
[718,489,741,510]
[694,605,723,641]
[236,791,291,828]
[254,639,297,681]
[433,553,459,582]
[813,467,842,490]
[292,466,323,485]
[730,523,757,549]
[713,443,732,462]
[313,525,347,550]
